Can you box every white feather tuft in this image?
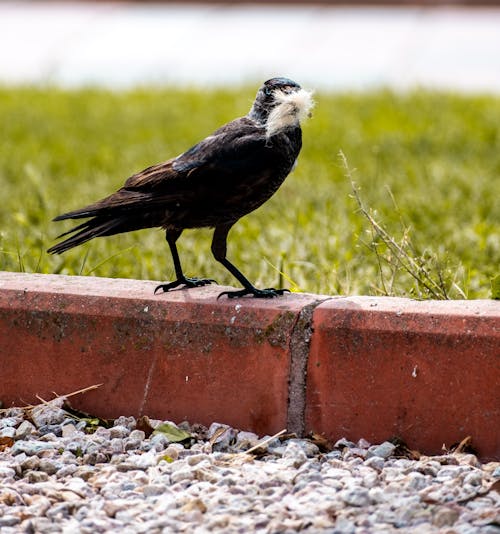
[266,88,315,138]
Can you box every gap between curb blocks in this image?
[286,298,332,438]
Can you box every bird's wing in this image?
[121,158,180,191]
[53,118,269,221]
[122,117,265,191]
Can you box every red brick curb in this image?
[307,297,500,461]
[1,272,498,459]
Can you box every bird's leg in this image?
[211,223,289,299]
[154,229,216,294]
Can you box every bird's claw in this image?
[217,287,290,299]
[154,277,216,294]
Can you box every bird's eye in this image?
[264,87,272,96]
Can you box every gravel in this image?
[0,399,499,533]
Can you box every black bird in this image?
[48,77,314,298]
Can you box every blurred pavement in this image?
[1,2,500,92]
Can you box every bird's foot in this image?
[218,287,290,299]
[154,277,216,294]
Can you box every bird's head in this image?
[249,77,314,137]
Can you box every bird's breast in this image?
[163,127,302,229]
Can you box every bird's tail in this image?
[47,216,131,254]
[47,187,158,254]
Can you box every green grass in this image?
[1,86,499,299]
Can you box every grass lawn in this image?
[0,86,499,299]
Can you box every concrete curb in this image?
[1,272,498,460]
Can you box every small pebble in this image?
[0,426,16,438]
[0,466,16,479]
[340,487,371,507]
[334,438,356,449]
[15,420,36,439]
[61,424,77,438]
[207,422,237,450]
[364,456,385,471]
[110,425,130,439]
[38,459,59,475]
[142,484,166,497]
[0,516,20,527]
[366,441,397,459]
[30,399,66,427]
[235,431,259,450]
[432,507,460,527]
[11,440,57,456]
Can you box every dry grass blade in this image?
[244,428,288,455]
[339,150,451,300]
[209,426,231,447]
[0,383,103,414]
[51,383,103,400]
[213,429,288,467]
[452,435,473,454]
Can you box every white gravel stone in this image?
[11,440,58,456]
[0,426,16,438]
[0,410,497,533]
[208,422,237,450]
[367,441,397,459]
[61,424,77,438]
[364,455,385,471]
[30,399,66,427]
[463,470,483,486]
[0,466,16,478]
[15,419,36,439]
[405,471,432,491]
[109,425,130,439]
[235,431,259,450]
[0,516,20,527]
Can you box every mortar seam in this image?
[287,297,332,437]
